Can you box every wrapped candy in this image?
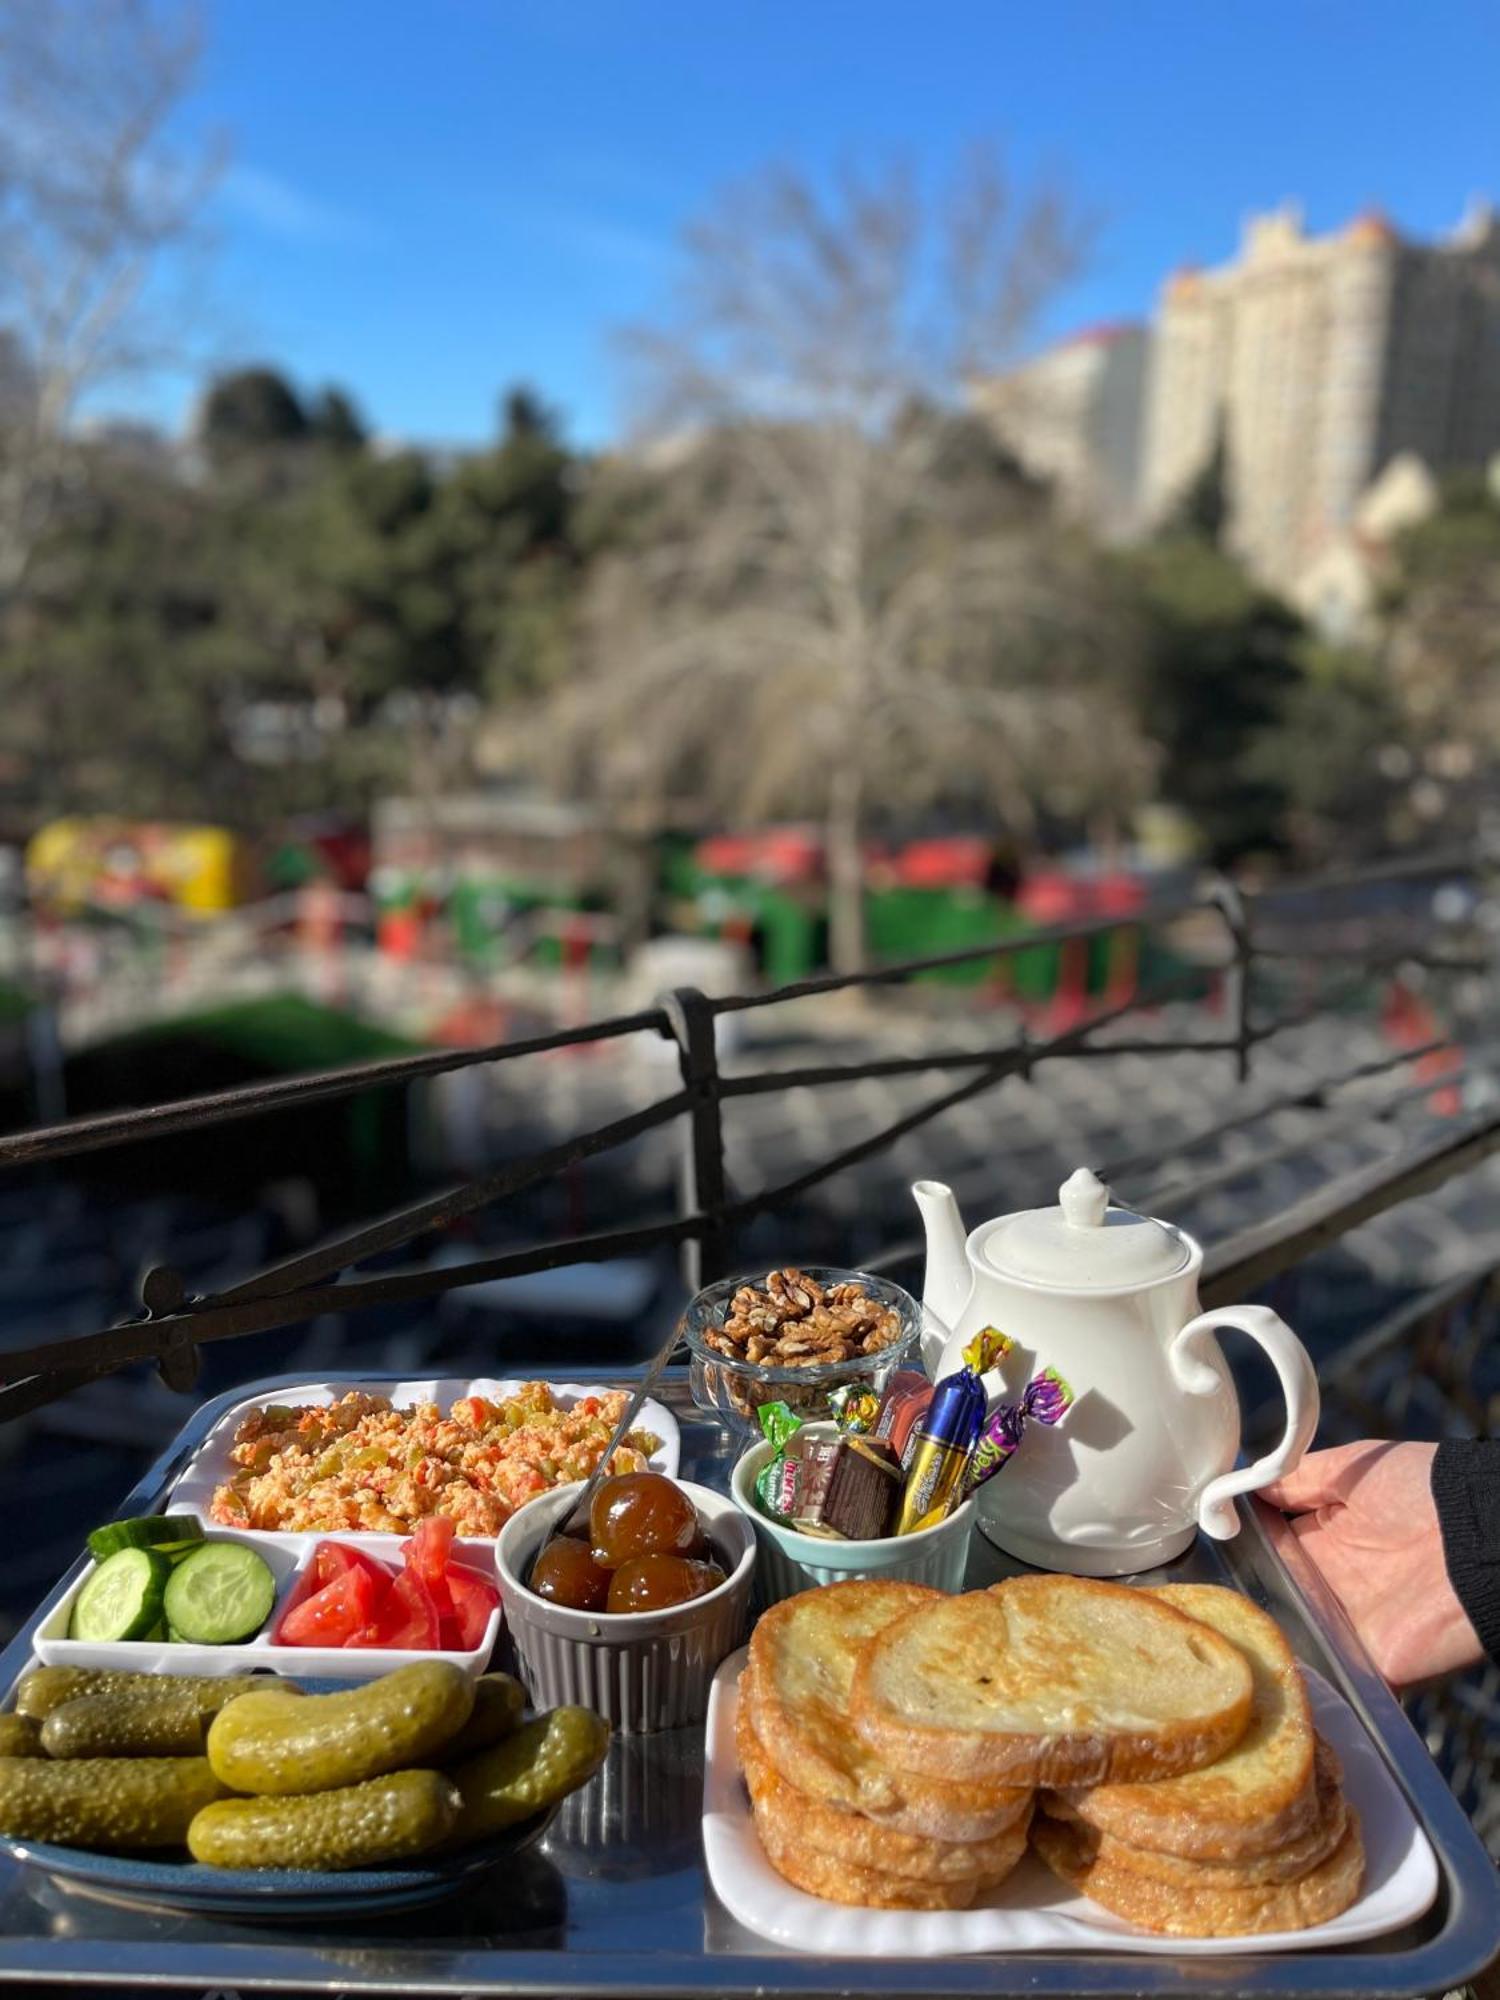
[962,1326,1014,1376]
[964,1368,1074,1492]
[829,1384,880,1435]
[758,1401,803,1452]
[900,1328,1016,1528]
[891,1328,1015,1535]
[753,1401,808,1519]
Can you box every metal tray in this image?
[0,1368,1494,1996]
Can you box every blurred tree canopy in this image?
[1119,529,1304,866]
[1162,426,1230,546]
[1252,645,1405,866]
[1381,474,1500,796]
[0,0,214,600]
[0,368,592,820]
[200,367,311,460]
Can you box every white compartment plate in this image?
[33,1528,502,1680]
[35,1378,676,1683]
[702,1651,1440,1957]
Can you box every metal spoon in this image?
[535,1315,686,1558]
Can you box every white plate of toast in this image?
[702,1577,1439,1956]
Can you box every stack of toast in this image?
[1033,1584,1364,1936]
[736,1575,1365,1934]
[738,1582,1035,1910]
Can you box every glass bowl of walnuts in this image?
[680,1266,922,1437]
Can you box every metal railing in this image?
[0,853,1488,1426]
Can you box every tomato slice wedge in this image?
[348,1565,441,1650]
[277,1563,382,1647]
[400,1515,455,1584]
[400,1515,469,1645]
[444,1562,500,1652]
[272,1561,322,1639]
[314,1541,392,1590]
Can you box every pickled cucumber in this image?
[207,1661,474,1797]
[41,1690,206,1760]
[0,1716,43,1758]
[14,1666,280,1722]
[446,1707,610,1847]
[440,1673,525,1761]
[0,1756,225,1849]
[188,1768,459,1872]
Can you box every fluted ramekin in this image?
[495,1480,755,1734]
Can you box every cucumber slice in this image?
[162,1544,276,1646]
[70,1548,169,1642]
[86,1515,205,1563]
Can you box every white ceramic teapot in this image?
[914,1167,1319,1576]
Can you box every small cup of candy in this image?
[495,1472,755,1733]
[731,1423,976,1604]
[729,1334,1075,1607]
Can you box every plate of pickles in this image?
[0,1660,610,1917]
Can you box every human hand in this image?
[1260,1441,1484,1689]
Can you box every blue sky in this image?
[138,0,1500,449]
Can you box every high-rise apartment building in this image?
[1140,201,1500,592]
[973,323,1148,539]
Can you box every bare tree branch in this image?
[0,0,217,601]
[552,150,1145,970]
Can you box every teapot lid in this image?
[976,1168,1190,1291]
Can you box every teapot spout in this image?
[912,1179,971,1340]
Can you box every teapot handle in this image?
[1168,1304,1320,1541]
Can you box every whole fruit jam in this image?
[605,1553,726,1614]
[589,1473,701,1569]
[528,1535,611,1612]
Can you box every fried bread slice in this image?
[736,1679,1033,1884]
[746,1582,1031,1841]
[850,1576,1254,1787]
[1046,1739,1346,1890]
[750,1781,1031,1911]
[1047,1584,1319,1861]
[1031,1804,1364,1936]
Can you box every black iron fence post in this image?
[1209,876,1255,1084]
[661,986,729,1292]
[142,1266,199,1394]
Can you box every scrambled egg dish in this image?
[210,1384,662,1537]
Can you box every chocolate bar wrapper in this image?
[789,1433,842,1519]
[754,1429,839,1524]
[794,1435,903,1541]
[874,1371,934,1467]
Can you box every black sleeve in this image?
[1432,1440,1500,1664]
